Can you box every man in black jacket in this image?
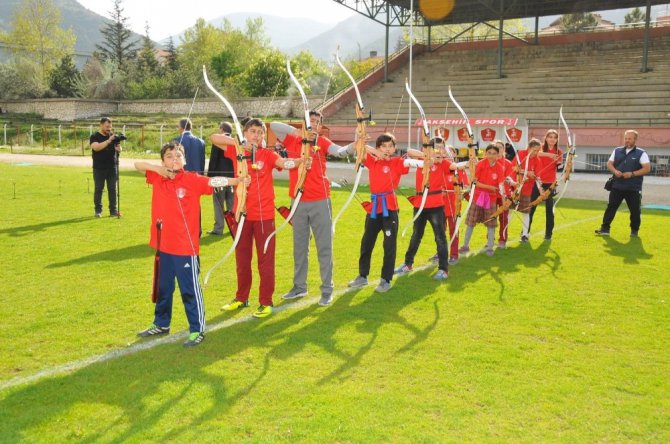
[90,117,122,217]
[207,122,235,235]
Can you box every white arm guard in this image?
[404,158,424,168]
[329,143,355,158]
[283,160,296,169]
[209,177,229,188]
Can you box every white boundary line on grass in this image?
[0,214,601,391]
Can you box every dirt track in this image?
[1,153,668,205]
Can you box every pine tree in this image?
[49,55,81,97]
[95,0,137,70]
[624,7,646,25]
[559,12,598,33]
[165,36,179,71]
[136,22,159,76]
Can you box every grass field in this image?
[0,161,668,442]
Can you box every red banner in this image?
[506,127,523,143]
[414,117,519,126]
[435,127,450,139]
[456,127,470,142]
[480,127,496,142]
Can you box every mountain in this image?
[160,12,399,61]
[289,14,404,60]
[200,13,332,51]
[0,0,146,64]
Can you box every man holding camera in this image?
[90,117,123,217]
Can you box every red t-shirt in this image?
[473,160,504,201]
[517,150,538,196]
[225,145,280,221]
[284,133,333,201]
[441,169,468,217]
[413,159,452,209]
[365,156,409,213]
[535,147,563,183]
[146,170,212,256]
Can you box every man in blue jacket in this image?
[174,118,206,235]
[174,118,205,174]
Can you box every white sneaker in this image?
[282,289,308,300]
[375,280,391,293]
[348,276,368,288]
[318,294,333,306]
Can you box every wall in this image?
[0,97,324,122]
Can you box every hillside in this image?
[0,0,145,57]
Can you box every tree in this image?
[559,12,598,33]
[178,18,227,93]
[0,61,47,99]
[135,22,159,77]
[96,0,137,70]
[625,7,646,25]
[49,55,81,97]
[241,50,290,97]
[165,36,179,71]
[76,57,125,99]
[6,0,76,84]
[244,17,270,48]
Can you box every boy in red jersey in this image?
[270,112,354,306]
[395,137,461,280]
[516,139,542,242]
[348,133,418,293]
[211,118,307,318]
[135,142,245,347]
[458,144,505,256]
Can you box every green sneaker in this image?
[253,305,273,318]
[183,332,204,347]
[222,299,249,311]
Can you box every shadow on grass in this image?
[446,239,559,302]
[601,235,653,264]
[0,216,92,237]
[0,275,443,440]
[46,243,154,268]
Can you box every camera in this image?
[112,133,127,144]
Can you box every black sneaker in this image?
[520,235,529,243]
[184,332,205,347]
[138,324,170,337]
[630,230,639,237]
[595,229,610,236]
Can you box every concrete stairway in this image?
[326,33,670,126]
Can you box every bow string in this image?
[202,65,249,287]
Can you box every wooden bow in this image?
[401,80,435,237]
[332,47,373,233]
[263,58,313,254]
[448,86,478,247]
[202,66,249,287]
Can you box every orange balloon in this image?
[420,0,456,21]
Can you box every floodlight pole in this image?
[641,0,652,73]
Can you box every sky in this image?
[77,0,357,40]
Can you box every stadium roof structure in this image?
[333,0,669,27]
[332,0,666,74]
